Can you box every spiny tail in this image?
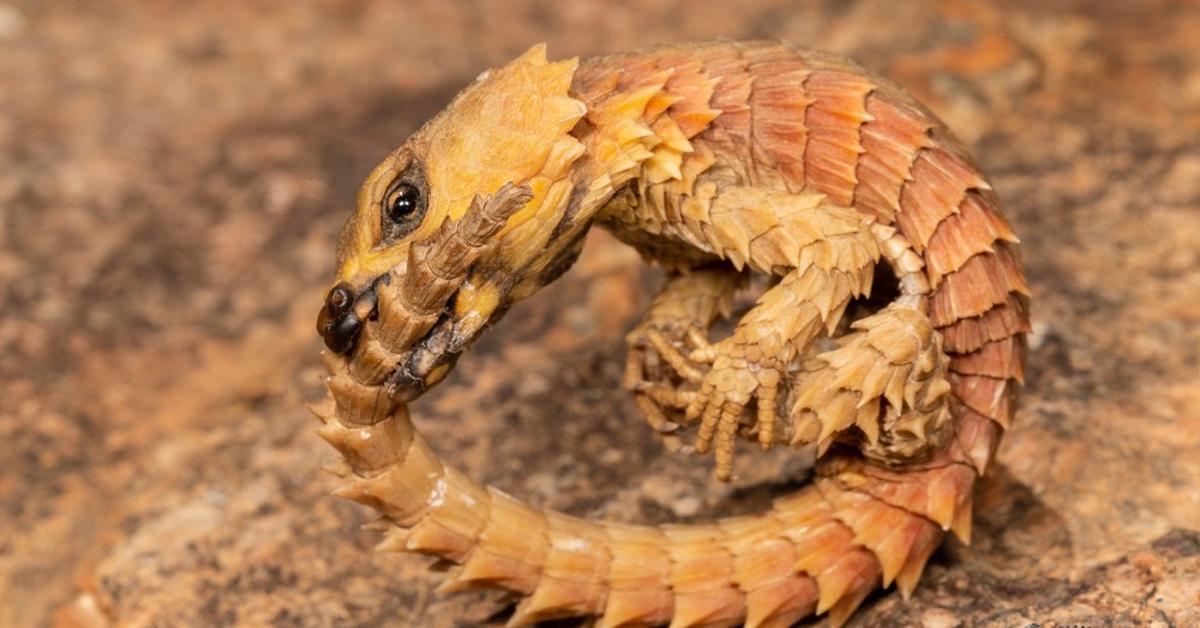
[311,393,980,628]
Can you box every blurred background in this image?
[1,1,1198,626]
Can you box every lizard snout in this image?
[316,276,388,354]
[316,282,362,354]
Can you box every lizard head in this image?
[317,44,590,399]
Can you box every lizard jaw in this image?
[315,274,390,355]
[384,310,464,401]
[318,270,461,401]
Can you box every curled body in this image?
[312,40,1030,627]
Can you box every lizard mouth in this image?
[383,296,463,402]
[317,272,462,401]
[316,274,390,355]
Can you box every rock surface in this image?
[1,1,1197,626]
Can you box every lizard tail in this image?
[310,391,985,628]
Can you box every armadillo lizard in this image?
[310,39,1029,627]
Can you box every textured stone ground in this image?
[2,1,1198,626]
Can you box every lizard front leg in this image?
[623,267,743,436]
[789,303,954,461]
[670,189,882,480]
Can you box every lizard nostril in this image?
[318,283,362,354]
[325,284,354,316]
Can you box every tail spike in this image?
[315,416,410,473]
[435,566,470,594]
[320,460,351,478]
[307,397,336,424]
[950,494,974,544]
[598,589,675,628]
[405,518,475,562]
[375,526,409,553]
[330,438,444,526]
[826,579,875,628]
[894,524,942,599]
[452,548,542,594]
[925,484,958,531]
[872,516,925,588]
[362,517,392,532]
[815,550,879,617]
[506,577,607,627]
[743,576,818,628]
[666,589,745,628]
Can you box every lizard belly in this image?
[598,212,725,271]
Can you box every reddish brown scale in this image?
[801,68,875,207]
[931,242,1029,327]
[776,486,879,618]
[741,576,818,628]
[950,400,1005,474]
[853,91,937,224]
[941,293,1032,353]
[570,48,664,123]
[721,515,813,626]
[874,83,1030,473]
[848,464,977,543]
[568,67,622,115]
[896,149,987,253]
[821,550,881,625]
[925,190,1020,287]
[694,45,755,176]
[948,372,1018,429]
[950,336,1027,382]
[743,46,813,193]
[823,488,921,584]
[878,515,940,585]
[664,55,724,139]
[894,522,944,590]
[611,51,667,91]
[816,53,1029,591]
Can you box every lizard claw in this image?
[644,327,706,383]
[624,322,711,438]
[683,339,785,481]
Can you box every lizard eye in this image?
[381,180,425,243]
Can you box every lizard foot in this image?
[623,323,709,437]
[681,324,787,481]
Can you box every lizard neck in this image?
[566,50,724,224]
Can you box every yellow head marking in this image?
[332,43,586,291]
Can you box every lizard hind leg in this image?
[788,302,953,463]
[786,222,951,463]
[673,191,883,481]
[622,267,744,441]
[660,195,951,478]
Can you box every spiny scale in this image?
[317,39,1028,627]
